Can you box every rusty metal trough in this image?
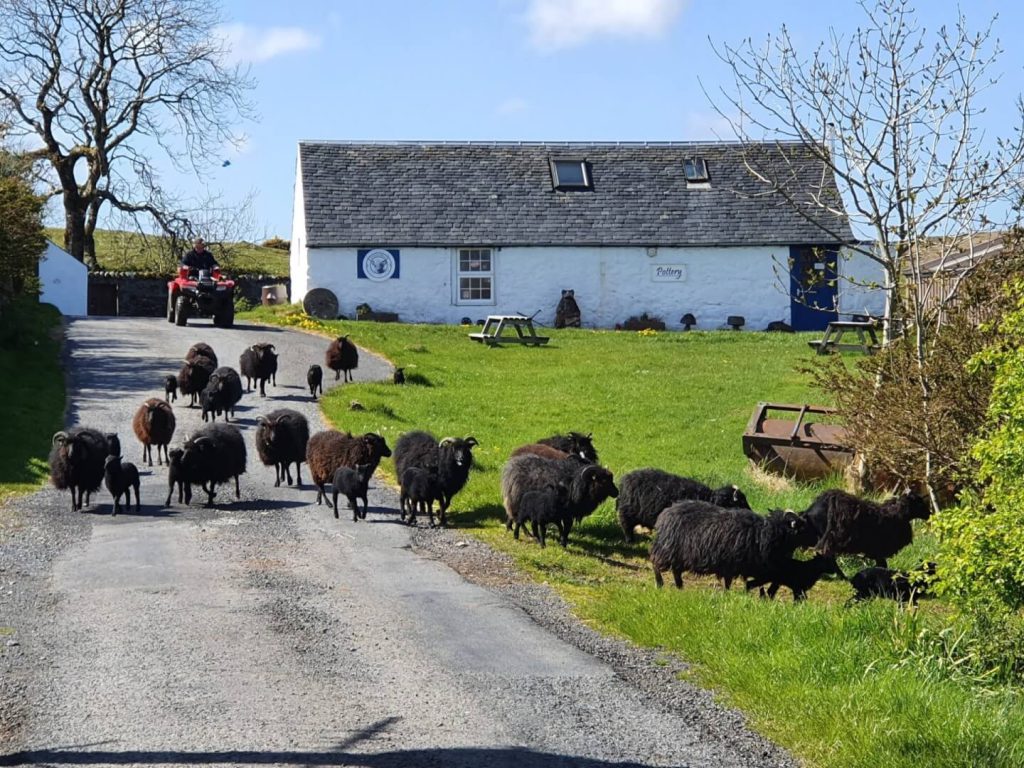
[742,402,855,481]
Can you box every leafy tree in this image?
[712,0,1024,501]
[0,0,255,268]
[0,143,46,308]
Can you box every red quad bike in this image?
[167,266,236,328]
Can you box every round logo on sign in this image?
[363,249,396,281]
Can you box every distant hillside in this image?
[44,228,289,276]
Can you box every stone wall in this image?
[87,273,290,317]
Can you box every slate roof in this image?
[298,141,854,248]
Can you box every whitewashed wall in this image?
[838,246,887,318]
[38,240,87,316]
[292,244,824,330]
[289,157,309,300]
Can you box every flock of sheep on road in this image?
[48,337,933,605]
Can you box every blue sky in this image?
[182,0,1024,239]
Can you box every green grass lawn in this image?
[0,298,65,503]
[44,227,289,276]
[245,303,1024,768]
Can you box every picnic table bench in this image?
[808,320,881,355]
[468,314,550,346]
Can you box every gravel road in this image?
[0,317,795,768]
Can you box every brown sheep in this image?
[509,443,573,461]
[305,429,392,508]
[186,342,218,367]
[325,335,359,382]
[132,398,177,466]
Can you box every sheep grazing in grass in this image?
[166,448,189,506]
[392,431,479,527]
[200,366,244,422]
[186,342,218,367]
[331,463,374,521]
[104,455,140,516]
[132,398,176,466]
[501,454,618,539]
[649,501,817,590]
[616,468,750,543]
[509,443,575,462]
[173,423,247,506]
[49,427,109,512]
[513,482,572,548]
[255,409,310,487]
[393,367,405,385]
[177,354,216,407]
[306,430,392,508]
[164,375,178,403]
[307,364,323,398]
[537,431,599,462]
[399,466,445,528]
[239,343,278,396]
[325,335,359,382]
[745,554,844,601]
[803,490,931,567]
[849,564,935,604]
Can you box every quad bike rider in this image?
[167,237,236,328]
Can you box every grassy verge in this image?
[0,298,65,503]
[244,304,1024,768]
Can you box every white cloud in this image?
[497,97,530,116]
[526,0,686,51]
[217,23,321,65]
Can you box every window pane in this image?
[555,161,586,186]
[460,276,491,301]
[685,158,708,182]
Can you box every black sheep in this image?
[105,432,121,458]
[165,448,190,506]
[49,428,109,512]
[745,554,844,601]
[501,454,618,536]
[104,455,140,516]
[331,463,374,521]
[650,501,817,590]
[306,430,391,507]
[392,431,478,527]
[325,335,359,382]
[616,467,750,543]
[393,367,405,385]
[255,409,310,487]
[307,364,323,398]
[513,482,572,548]
[172,423,247,506]
[399,466,445,527]
[239,343,278,396]
[164,374,178,403]
[537,431,599,462]
[177,354,216,407]
[201,366,244,422]
[804,490,931,567]
[186,342,218,368]
[849,565,934,604]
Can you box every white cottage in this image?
[290,141,884,331]
[38,239,87,316]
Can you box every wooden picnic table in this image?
[468,314,550,346]
[808,320,881,355]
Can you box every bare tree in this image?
[709,0,1024,503]
[0,0,255,268]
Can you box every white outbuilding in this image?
[290,141,884,331]
[38,239,87,316]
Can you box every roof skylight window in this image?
[550,158,592,190]
[684,157,709,183]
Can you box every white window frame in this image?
[549,158,592,190]
[453,247,496,305]
[684,157,710,184]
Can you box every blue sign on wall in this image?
[357,249,400,280]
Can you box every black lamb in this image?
[849,564,935,604]
[255,409,310,486]
[306,430,391,507]
[49,427,109,512]
[332,463,374,521]
[325,335,358,382]
[745,554,844,601]
[164,374,178,402]
[803,490,931,567]
[166,448,189,506]
[104,455,140,516]
[392,431,479,527]
[105,432,121,458]
[239,343,278,396]
[501,453,618,536]
[399,466,445,527]
[200,366,244,422]
[616,467,750,543]
[537,431,599,462]
[513,482,572,548]
[172,423,247,506]
[650,501,817,590]
[307,364,323,398]
[177,354,216,407]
